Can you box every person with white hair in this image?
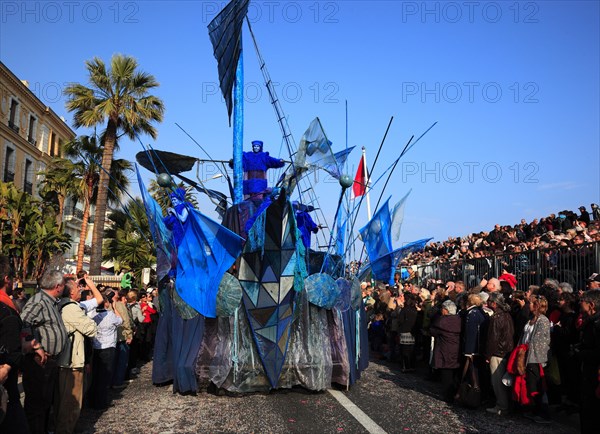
[557,282,573,294]
[486,278,501,293]
[479,292,494,316]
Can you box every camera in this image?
[79,279,86,286]
[106,291,115,303]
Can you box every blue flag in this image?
[370,238,433,284]
[359,197,393,263]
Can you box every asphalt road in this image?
[75,358,579,433]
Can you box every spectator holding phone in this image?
[89,292,122,410]
[75,270,102,317]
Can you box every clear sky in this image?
[2,1,599,251]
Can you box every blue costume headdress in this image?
[169,187,186,202]
[251,140,263,152]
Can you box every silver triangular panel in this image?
[256,325,277,343]
[263,282,280,303]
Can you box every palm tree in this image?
[103,198,155,283]
[148,180,199,213]
[2,183,40,273]
[1,181,71,280]
[38,158,79,227]
[0,182,10,252]
[63,135,132,272]
[28,215,71,282]
[64,55,164,274]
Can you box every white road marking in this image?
[328,389,388,434]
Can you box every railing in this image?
[27,137,37,146]
[414,241,600,292]
[65,207,94,223]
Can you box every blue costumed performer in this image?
[232,140,285,201]
[293,202,321,251]
[162,188,189,277]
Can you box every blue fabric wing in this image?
[175,208,244,318]
[136,166,174,281]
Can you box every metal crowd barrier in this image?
[415,241,600,292]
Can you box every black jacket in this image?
[397,306,418,334]
[485,308,514,359]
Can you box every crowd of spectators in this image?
[364,269,600,432]
[404,204,600,265]
[0,256,159,434]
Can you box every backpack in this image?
[56,299,77,368]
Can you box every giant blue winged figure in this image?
[162,188,243,318]
[143,183,242,393]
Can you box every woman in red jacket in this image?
[139,293,157,361]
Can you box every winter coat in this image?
[397,306,418,334]
[507,343,532,405]
[430,314,462,369]
[486,308,515,359]
[519,314,551,365]
[463,305,488,356]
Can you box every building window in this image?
[50,131,57,156]
[24,158,33,194]
[8,99,20,132]
[3,146,15,183]
[28,115,37,145]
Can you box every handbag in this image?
[455,357,481,408]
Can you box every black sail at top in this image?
[207,0,250,125]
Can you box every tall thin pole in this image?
[232,47,244,205]
[362,147,372,220]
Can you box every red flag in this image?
[353,155,367,197]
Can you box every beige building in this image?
[0,61,86,262]
[0,60,75,196]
